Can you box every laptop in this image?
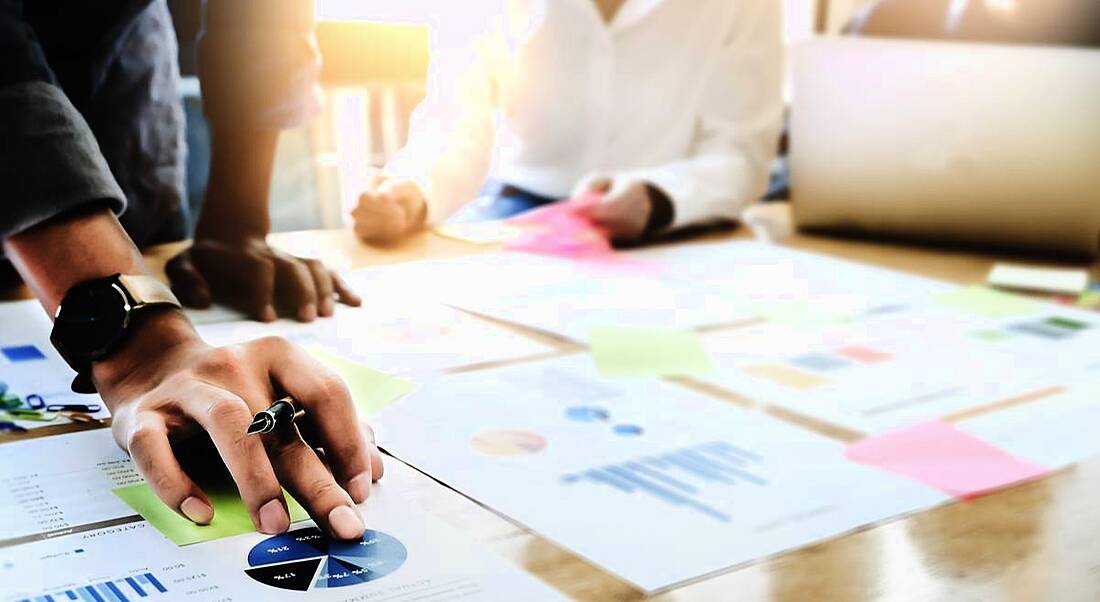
[789,38,1100,257]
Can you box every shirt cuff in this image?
[0,82,126,242]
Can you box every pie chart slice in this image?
[246,528,407,591]
[247,527,328,566]
[471,430,547,456]
[316,557,371,588]
[245,558,322,592]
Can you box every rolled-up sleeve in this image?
[198,0,321,129]
[0,0,126,242]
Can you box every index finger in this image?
[257,338,376,504]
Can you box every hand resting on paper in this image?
[572,176,674,244]
[98,311,384,540]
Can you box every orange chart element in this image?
[471,430,548,457]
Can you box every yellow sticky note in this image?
[589,326,713,378]
[742,364,829,390]
[434,221,523,245]
[114,484,309,546]
[934,286,1040,319]
[306,347,416,416]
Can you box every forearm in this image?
[3,207,149,315]
[194,126,278,240]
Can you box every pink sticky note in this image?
[845,420,1050,499]
[505,197,614,259]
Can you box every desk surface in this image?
[7,226,1100,601]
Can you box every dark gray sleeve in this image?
[0,0,126,242]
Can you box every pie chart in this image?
[471,430,547,456]
[565,406,610,422]
[245,527,407,591]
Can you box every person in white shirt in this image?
[353,0,783,244]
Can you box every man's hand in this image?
[97,310,383,540]
[573,176,671,243]
[164,126,360,322]
[352,174,428,245]
[166,237,361,322]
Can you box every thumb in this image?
[165,252,212,308]
[572,174,613,199]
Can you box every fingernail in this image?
[299,303,317,322]
[260,305,277,322]
[180,496,213,525]
[258,499,290,534]
[346,473,371,504]
[328,505,365,540]
[319,298,335,317]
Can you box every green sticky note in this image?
[1076,291,1100,308]
[589,326,713,378]
[114,484,309,546]
[934,286,1040,318]
[306,347,416,416]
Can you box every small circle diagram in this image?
[470,430,548,457]
[245,527,407,592]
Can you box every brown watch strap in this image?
[117,274,181,308]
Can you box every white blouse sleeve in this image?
[384,13,501,225]
[612,1,785,229]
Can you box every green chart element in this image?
[306,346,417,416]
[588,326,714,378]
[115,483,309,546]
[934,286,1041,319]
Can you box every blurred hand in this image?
[166,237,361,323]
[572,176,654,243]
[352,174,428,244]
[97,310,384,540]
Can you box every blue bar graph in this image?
[561,441,767,523]
[19,573,168,602]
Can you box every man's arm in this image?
[1,0,381,539]
[165,0,360,322]
[5,206,383,540]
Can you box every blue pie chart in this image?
[566,406,610,422]
[245,527,407,591]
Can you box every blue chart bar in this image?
[561,441,767,523]
[22,573,167,602]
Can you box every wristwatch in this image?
[50,274,183,394]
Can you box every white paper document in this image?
[373,357,947,592]
[417,252,756,341]
[0,301,111,429]
[958,377,1100,469]
[197,296,552,378]
[699,296,1100,433]
[0,428,142,544]
[0,478,566,602]
[987,263,1090,295]
[436,241,952,341]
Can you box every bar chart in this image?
[18,572,167,602]
[561,441,768,522]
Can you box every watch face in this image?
[53,280,131,360]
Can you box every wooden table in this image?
[5,225,1100,601]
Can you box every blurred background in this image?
[170,0,847,233]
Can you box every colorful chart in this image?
[471,430,547,457]
[566,406,610,422]
[19,572,169,602]
[1,345,46,362]
[561,441,767,522]
[245,527,407,591]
